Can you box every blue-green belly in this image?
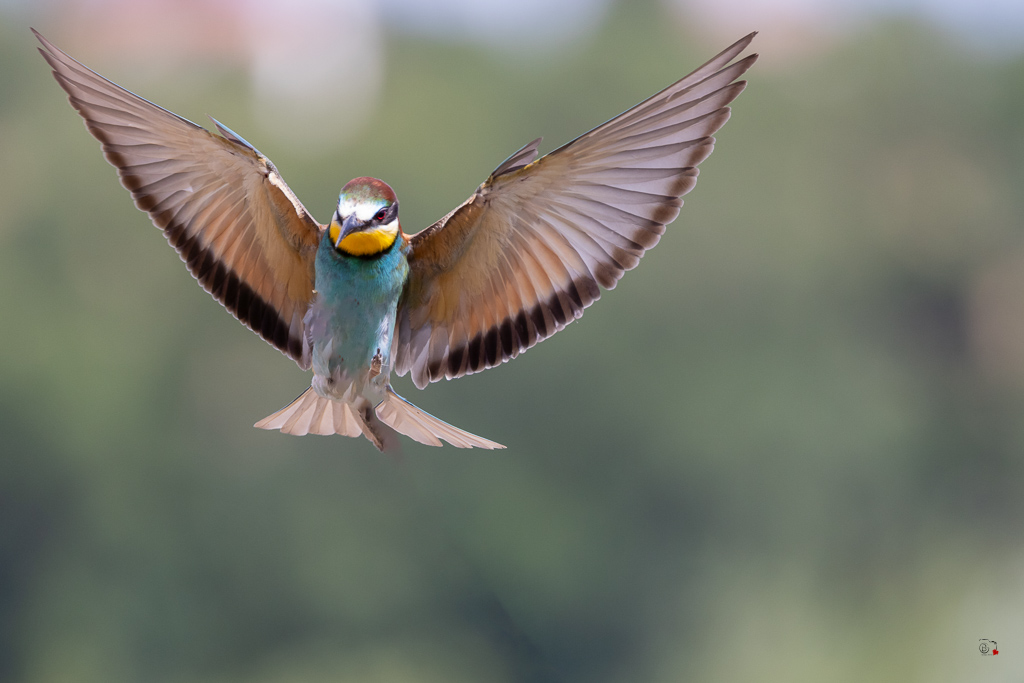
[307,237,409,400]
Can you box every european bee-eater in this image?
[35,29,757,450]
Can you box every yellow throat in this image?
[330,220,399,257]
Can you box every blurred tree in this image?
[1,5,1024,683]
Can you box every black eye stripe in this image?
[375,202,398,224]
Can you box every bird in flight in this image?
[35,29,756,450]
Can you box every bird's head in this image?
[329,177,401,257]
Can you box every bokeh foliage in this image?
[2,4,1024,682]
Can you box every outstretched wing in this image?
[35,29,323,368]
[395,33,757,388]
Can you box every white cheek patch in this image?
[337,197,387,223]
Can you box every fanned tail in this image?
[375,387,505,449]
[254,386,497,451]
[254,387,397,450]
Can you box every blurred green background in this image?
[2,0,1024,681]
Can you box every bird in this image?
[34,28,757,450]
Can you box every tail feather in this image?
[254,387,363,437]
[375,387,505,449]
[255,386,504,450]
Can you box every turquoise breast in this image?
[307,235,410,385]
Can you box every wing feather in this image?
[35,30,323,367]
[397,34,757,387]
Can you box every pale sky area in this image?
[678,0,1024,50]
[16,0,1024,52]
[378,0,1024,50]
[17,0,1024,150]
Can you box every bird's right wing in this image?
[35,29,323,368]
[396,34,757,388]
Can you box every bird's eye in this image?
[374,208,388,222]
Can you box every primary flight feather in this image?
[35,28,757,450]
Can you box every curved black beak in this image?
[333,213,363,247]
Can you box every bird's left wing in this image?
[396,34,757,388]
[35,30,323,368]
